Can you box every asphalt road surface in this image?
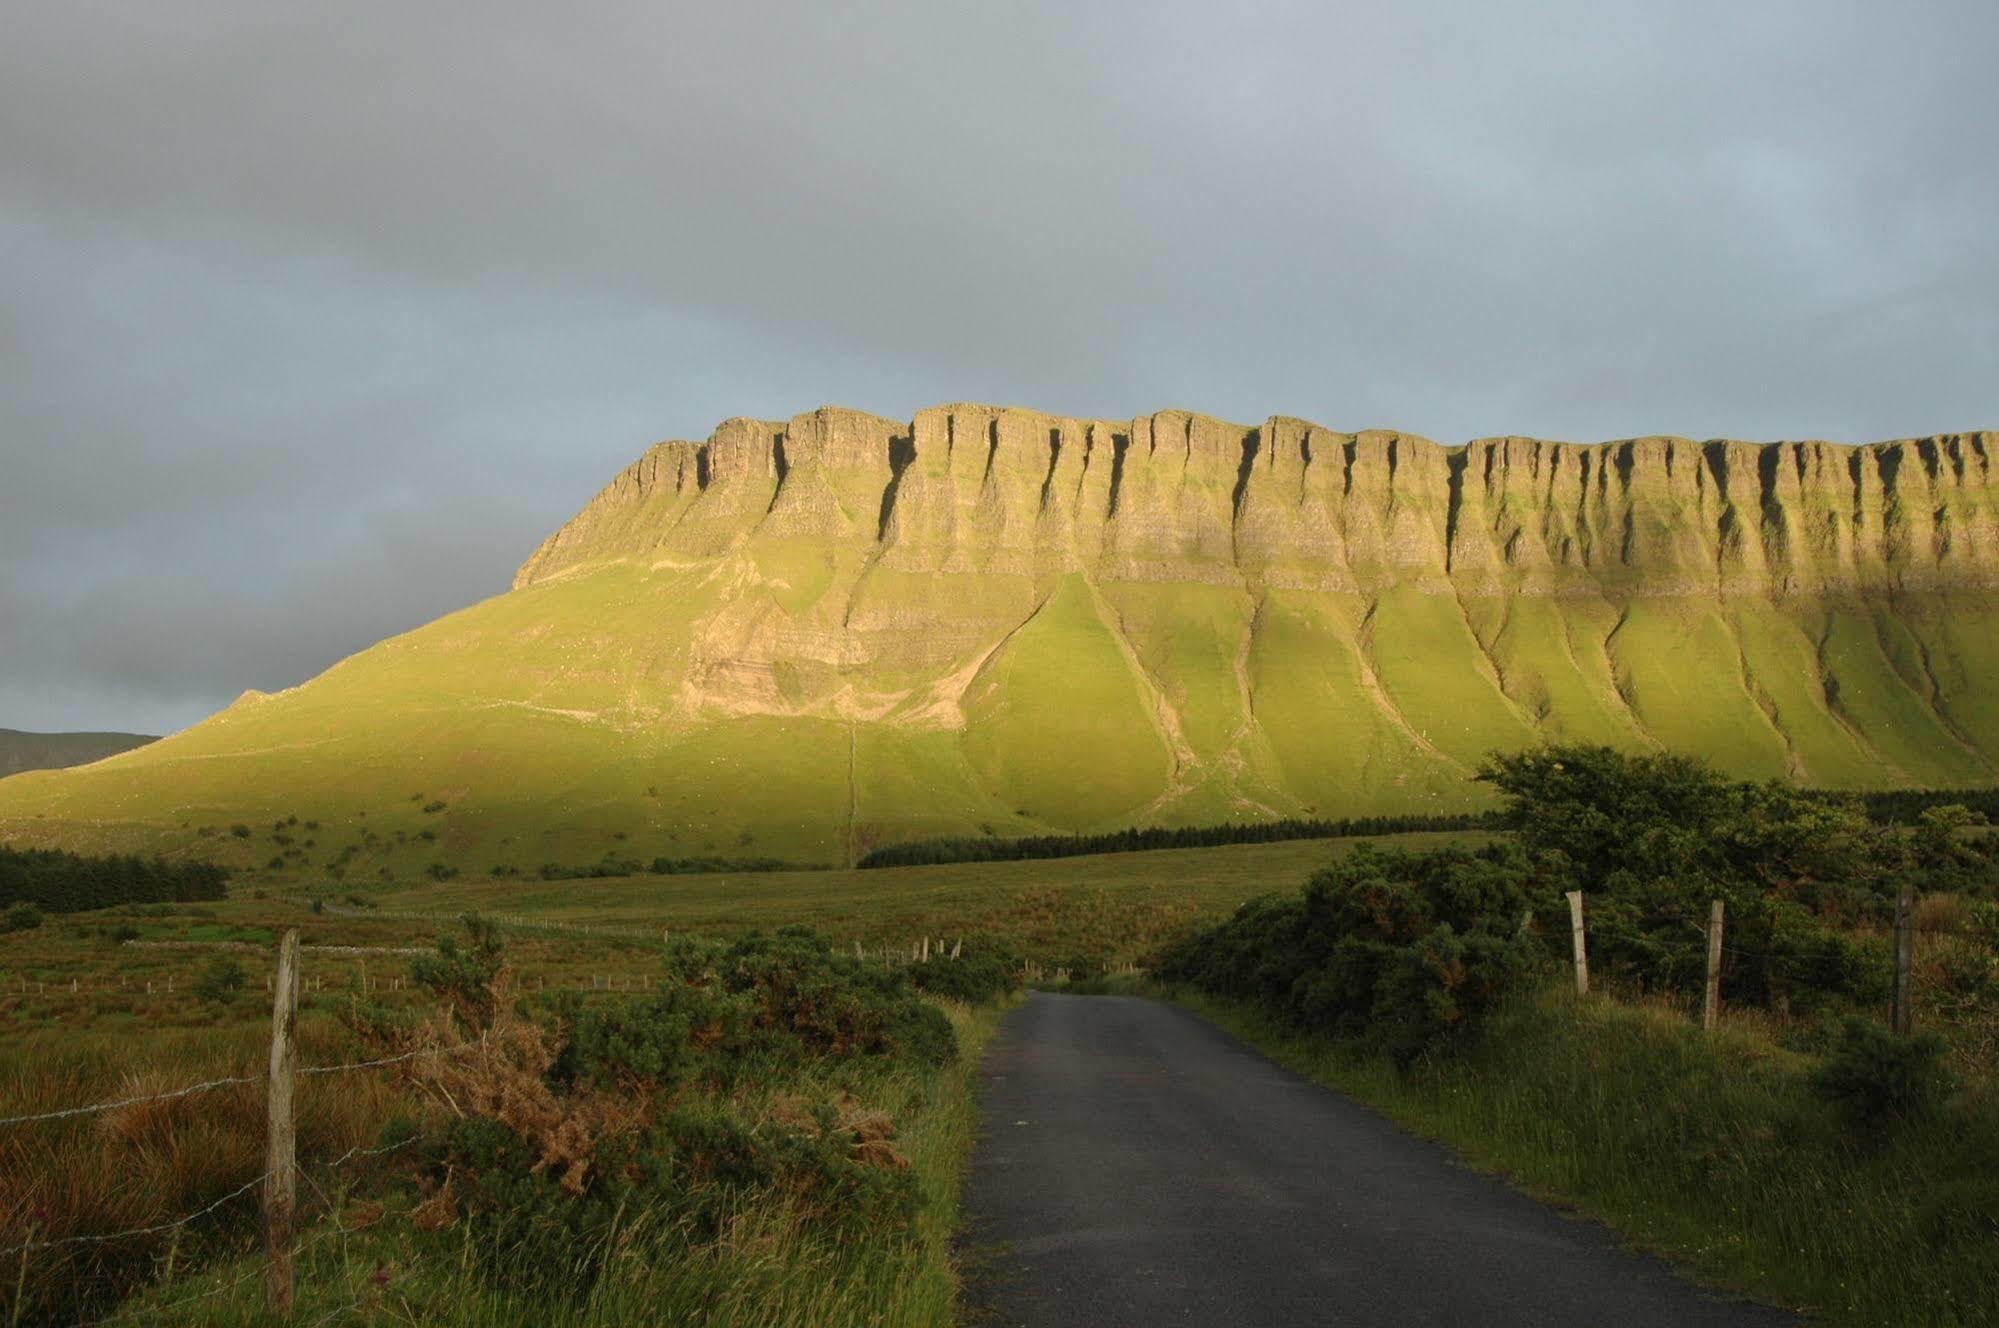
[962,993,1796,1327]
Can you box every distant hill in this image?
[0,728,157,779]
[0,403,1993,877]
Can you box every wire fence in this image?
[0,935,506,1326]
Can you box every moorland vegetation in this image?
[2,920,1016,1326]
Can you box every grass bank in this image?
[1170,985,1999,1328]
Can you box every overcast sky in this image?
[4,1,1995,736]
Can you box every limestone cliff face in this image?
[517,405,1999,598]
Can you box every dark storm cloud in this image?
[4,0,1995,733]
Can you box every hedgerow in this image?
[1159,841,1547,1063]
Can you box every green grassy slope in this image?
[2,570,1994,876]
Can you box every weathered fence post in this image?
[1892,878,1916,1035]
[1564,890,1589,996]
[264,930,300,1315]
[1702,899,1725,1032]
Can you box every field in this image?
[0,833,1478,1020]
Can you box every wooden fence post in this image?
[1702,899,1725,1032]
[1564,891,1589,996]
[264,930,300,1315]
[1892,878,1916,1035]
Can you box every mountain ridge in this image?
[0,729,158,780]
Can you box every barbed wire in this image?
[71,1205,362,1327]
[2,1039,490,1131]
[298,1041,484,1078]
[0,1168,270,1259]
[0,1072,259,1129]
[16,1127,430,1318]
[322,1133,423,1170]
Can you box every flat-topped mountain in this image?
[3,405,1995,874]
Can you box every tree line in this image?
[1849,786,1999,824]
[856,781,1999,870]
[0,843,228,914]
[856,812,1492,869]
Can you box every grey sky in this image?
[4,0,1995,735]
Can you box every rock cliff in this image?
[518,406,1999,598]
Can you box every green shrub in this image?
[907,937,1020,1004]
[411,915,506,1029]
[1475,745,1941,1008]
[1811,1017,1954,1131]
[1,902,42,932]
[192,955,247,1003]
[1160,842,1545,1063]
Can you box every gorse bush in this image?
[1475,745,1989,1009]
[1160,842,1546,1063]
[191,955,246,1004]
[352,923,952,1300]
[409,913,506,1029]
[556,928,957,1089]
[906,936,1022,1004]
[1811,1017,1956,1132]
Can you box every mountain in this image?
[2,405,1994,875]
[0,729,156,780]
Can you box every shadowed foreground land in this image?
[965,993,1793,1328]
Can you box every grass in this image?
[1170,984,1999,1328]
[364,832,1488,970]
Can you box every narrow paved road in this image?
[962,993,1795,1327]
